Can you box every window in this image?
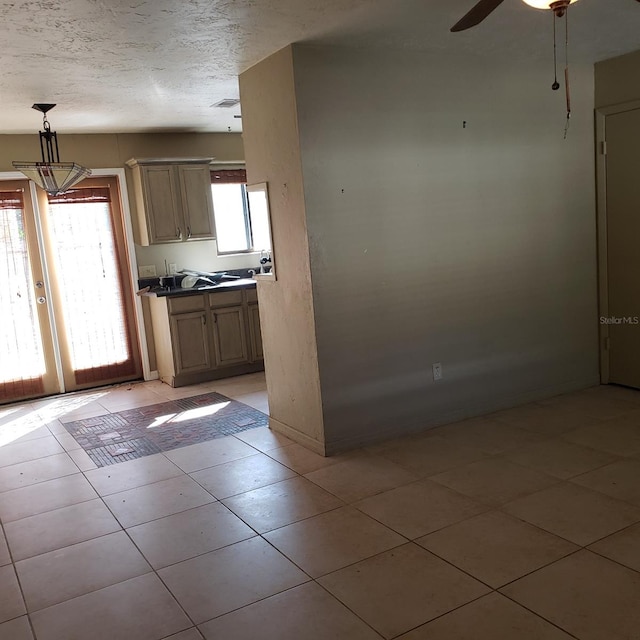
[210,169,271,255]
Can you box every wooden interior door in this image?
[606,108,640,389]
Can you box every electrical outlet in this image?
[432,362,443,382]
[168,263,178,274]
[138,265,157,277]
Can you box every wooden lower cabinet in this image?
[211,306,249,367]
[170,311,212,375]
[248,303,263,361]
[149,289,263,387]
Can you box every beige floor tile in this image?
[354,479,489,539]
[66,447,98,471]
[264,506,406,577]
[396,592,574,640]
[52,431,82,451]
[502,550,640,640]
[222,476,344,533]
[164,630,204,640]
[432,417,544,455]
[158,537,308,624]
[207,374,267,398]
[304,455,417,503]
[5,424,53,445]
[127,502,255,569]
[104,474,216,528]
[504,438,618,479]
[562,412,640,456]
[85,454,183,496]
[375,436,487,478]
[164,437,256,473]
[5,498,121,561]
[417,510,578,588]
[98,387,167,412]
[233,391,269,414]
[539,390,640,421]
[571,459,640,506]
[16,531,152,612]
[0,564,26,623]
[30,573,191,640]
[0,453,79,493]
[265,443,342,475]
[588,522,640,572]
[431,458,558,506]
[190,453,296,499]
[0,530,9,566]
[45,419,69,435]
[504,482,640,546]
[0,616,34,640]
[233,426,293,452]
[0,473,97,522]
[50,402,110,422]
[0,435,64,468]
[491,402,596,436]
[199,582,383,640]
[319,543,489,639]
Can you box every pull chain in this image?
[552,13,560,91]
[563,9,571,139]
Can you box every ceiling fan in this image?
[451,0,577,32]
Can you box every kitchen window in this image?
[211,169,271,255]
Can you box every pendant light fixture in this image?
[13,104,91,196]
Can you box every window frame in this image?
[210,168,259,256]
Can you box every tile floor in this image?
[1,377,640,639]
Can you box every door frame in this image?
[0,168,153,389]
[595,100,640,384]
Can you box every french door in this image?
[0,177,141,404]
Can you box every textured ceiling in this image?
[1,0,639,133]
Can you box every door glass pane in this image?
[0,194,47,385]
[47,191,132,372]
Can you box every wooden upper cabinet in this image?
[127,158,215,245]
[178,165,216,239]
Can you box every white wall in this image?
[292,45,599,452]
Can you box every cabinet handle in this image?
[203,314,206,325]
[176,227,181,239]
[187,226,192,239]
[212,313,217,323]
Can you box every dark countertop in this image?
[144,278,256,298]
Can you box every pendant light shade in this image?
[12,104,91,196]
[521,0,578,9]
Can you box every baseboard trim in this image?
[269,416,326,456]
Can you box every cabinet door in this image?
[212,306,249,367]
[248,303,263,361]
[170,312,212,375]
[178,165,215,240]
[141,165,182,243]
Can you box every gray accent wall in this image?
[292,46,599,452]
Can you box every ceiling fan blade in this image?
[451,0,507,32]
